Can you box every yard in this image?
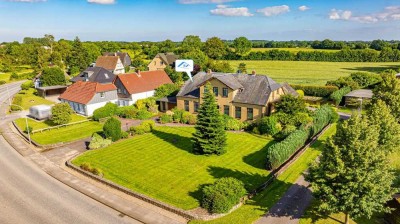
[15,114,88,131]
[228,60,400,85]
[72,126,274,210]
[15,118,103,145]
[16,88,54,109]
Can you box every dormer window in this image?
[105,73,109,79]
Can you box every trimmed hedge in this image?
[11,95,23,111]
[89,133,112,149]
[20,80,33,90]
[201,177,246,214]
[93,103,118,121]
[223,115,245,131]
[103,117,122,142]
[330,86,352,106]
[291,84,338,97]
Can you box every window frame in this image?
[222,87,228,98]
[213,87,219,97]
[224,105,230,115]
[247,108,253,120]
[184,100,190,111]
[194,102,199,112]
[235,106,241,119]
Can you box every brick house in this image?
[176,71,297,121]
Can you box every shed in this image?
[157,96,177,112]
[36,85,68,98]
[29,105,52,120]
[344,89,373,105]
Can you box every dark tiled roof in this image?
[345,89,373,99]
[103,52,130,66]
[59,81,116,104]
[116,70,173,95]
[157,53,179,65]
[282,83,299,96]
[177,72,282,106]
[71,67,116,84]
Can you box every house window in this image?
[194,102,199,112]
[224,105,230,115]
[247,108,253,120]
[100,92,105,98]
[117,88,122,94]
[235,107,241,119]
[222,88,228,97]
[160,61,164,66]
[184,100,189,111]
[213,87,219,97]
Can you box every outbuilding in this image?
[29,105,52,120]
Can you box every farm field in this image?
[72,126,273,210]
[0,65,34,83]
[250,48,342,53]
[21,121,103,145]
[228,60,400,85]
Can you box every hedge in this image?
[291,84,338,97]
[330,86,352,106]
[93,103,118,121]
[103,117,122,142]
[266,105,337,169]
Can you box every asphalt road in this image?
[0,82,142,224]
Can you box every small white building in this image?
[95,56,125,75]
[29,105,52,120]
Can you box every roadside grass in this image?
[25,121,102,145]
[0,66,34,83]
[228,61,400,85]
[190,124,337,224]
[250,48,341,53]
[72,126,273,210]
[15,114,88,131]
[16,88,54,109]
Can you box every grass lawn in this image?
[72,126,273,210]
[16,88,54,109]
[190,124,337,224]
[15,114,88,131]
[228,60,400,85]
[250,48,341,53]
[0,66,34,83]
[26,121,102,145]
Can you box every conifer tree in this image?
[193,83,227,155]
[306,115,396,224]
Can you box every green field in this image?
[191,124,337,224]
[228,60,400,85]
[24,121,102,145]
[0,66,34,83]
[250,48,341,53]
[73,126,273,210]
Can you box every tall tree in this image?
[203,37,227,59]
[181,35,202,53]
[232,36,252,56]
[181,49,209,71]
[159,39,176,53]
[372,70,400,121]
[306,115,396,224]
[40,67,66,86]
[193,83,227,155]
[67,37,90,74]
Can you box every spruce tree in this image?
[193,83,227,155]
[306,115,396,224]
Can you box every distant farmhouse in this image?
[71,67,115,84]
[103,52,131,68]
[148,53,179,71]
[173,71,297,121]
[95,56,125,75]
[59,70,172,116]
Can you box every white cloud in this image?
[210,4,253,17]
[87,0,115,5]
[298,5,310,11]
[257,5,290,17]
[179,0,237,4]
[8,0,46,2]
[329,6,400,23]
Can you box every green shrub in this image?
[131,126,146,135]
[11,95,22,111]
[154,83,180,99]
[330,86,352,106]
[223,115,244,131]
[296,90,305,97]
[258,116,281,136]
[141,120,155,132]
[201,177,246,214]
[41,67,66,86]
[20,80,33,90]
[188,114,197,125]
[103,117,122,142]
[135,109,153,120]
[274,125,297,141]
[9,72,19,80]
[121,131,129,139]
[159,114,173,124]
[93,103,118,121]
[24,126,33,134]
[326,77,360,90]
[349,72,382,88]
[275,94,306,115]
[0,80,6,85]
[309,105,338,137]
[89,133,112,149]
[51,103,73,125]
[116,106,136,119]
[80,163,92,171]
[181,111,192,124]
[80,162,102,176]
[172,108,184,123]
[291,84,338,97]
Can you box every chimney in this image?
[251,70,256,76]
[207,69,212,76]
[137,70,141,77]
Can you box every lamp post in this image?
[10,104,31,144]
[358,98,363,114]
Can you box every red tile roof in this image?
[116,70,173,95]
[59,81,116,104]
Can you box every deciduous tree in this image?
[232,37,252,56]
[203,37,227,59]
[51,103,73,125]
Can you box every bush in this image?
[181,111,192,124]
[40,67,66,86]
[201,177,246,214]
[80,162,102,176]
[275,94,306,115]
[223,115,244,131]
[309,105,338,137]
[51,103,73,125]
[20,80,33,90]
[188,114,197,125]
[330,86,352,106]
[93,103,118,121]
[9,72,19,81]
[349,72,382,88]
[291,84,338,97]
[0,80,6,85]
[116,106,136,119]
[159,114,173,124]
[88,133,112,149]
[172,108,184,123]
[130,120,155,135]
[258,116,282,135]
[24,126,33,134]
[135,109,153,120]
[274,125,297,141]
[296,90,305,97]
[154,83,180,99]
[11,95,23,111]
[103,117,122,142]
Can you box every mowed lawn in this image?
[250,48,341,53]
[15,114,88,131]
[26,121,102,145]
[17,88,54,109]
[228,60,400,85]
[73,126,273,210]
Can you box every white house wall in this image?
[114,58,125,75]
[86,100,118,116]
[130,90,155,105]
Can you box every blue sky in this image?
[1,0,400,42]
